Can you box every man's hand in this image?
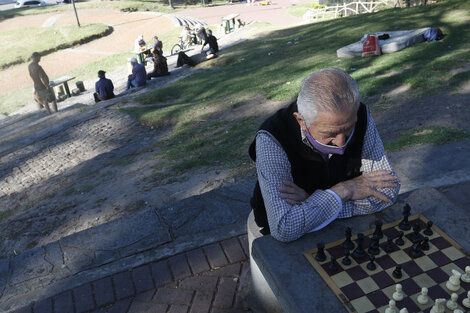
[278,180,309,205]
[330,170,398,203]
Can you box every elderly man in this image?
[28,52,58,114]
[126,57,147,90]
[249,68,399,242]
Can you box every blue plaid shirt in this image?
[255,109,400,242]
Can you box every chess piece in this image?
[328,255,338,271]
[420,237,430,251]
[342,249,352,266]
[462,290,470,308]
[453,310,463,313]
[392,265,402,279]
[447,293,458,310]
[368,237,380,255]
[385,299,397,313]
[410,240,424,258]
[367,255,376,271]
[373,220,383,239]
[399,309,408,313]
[392,284,404,301]
[461,266,470,283]
[384,235,395,253]
[446,269,461,291]
[423,220,433,236]
[315,243,326,262]
[430,298,446,313]
[412,221,423,242]
[342,227,355,250]
[399,203,411,231]
[395,231,405,246]
[417,287,429,305]
[352,233,366,259]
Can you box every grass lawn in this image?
[124,0,470,183]
[0,23,110,70]
[286,2,326,19]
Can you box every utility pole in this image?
[71,0,80,27]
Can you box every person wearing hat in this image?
[93,70,114,103]
[28,51,58,114]
[127,57,147,89]
[134,34,146,52]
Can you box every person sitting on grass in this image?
[93,70,114,103]
[126,57,147,89]
[28,52,58,114]
[201,29,219,59]
[147,51,169,80]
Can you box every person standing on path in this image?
[28,52,58,114]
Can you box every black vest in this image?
[248,101,368,234]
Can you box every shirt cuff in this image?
[310,189,343,232]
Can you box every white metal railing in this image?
[303,0,395,20]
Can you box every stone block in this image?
[9,247,53,286]
[186,248,210,274]
[0,258,9,298]
[168,254,191,280]
[113,271,135,300]
[203,243,228,269]
[73,283,95,313]
[190,290,213,313]
[212,277,238,308]
[132,265,154,294]
[221,237,246,263]
[93,277,115,308]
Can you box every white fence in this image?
[303,0,396,20]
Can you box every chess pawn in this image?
[447,293,458,310]
[417,287,429,305]
[399,309,408,313]
[446,269,461,291]
[463,290,470,308]
[385,299,397,313]
[461,265,470,283]
[430,298,446,313]
[453,310,463,313]
[392,284,404,301]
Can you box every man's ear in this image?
[293,112,308,132]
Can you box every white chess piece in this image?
[385,299,397,313]
[446,269,461,291]
[417,287,429,305]
[393,283,404,301]
[461,266,470,283]
[453,310,463,313]
[430,298,446,313]
[447,293,458,310]
[399,309,408,313]
[463,290,470,309]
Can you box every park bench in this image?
[221,13,244,34]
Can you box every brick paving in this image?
[13,235,251,313]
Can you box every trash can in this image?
[76,81,85,92]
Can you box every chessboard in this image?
[304,212,470,313]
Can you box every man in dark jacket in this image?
[126,57,147,89]
[93,70,114,103]
[249,68,399,242]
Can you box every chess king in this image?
[249,68,400,242]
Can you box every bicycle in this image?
[171,34,201,55]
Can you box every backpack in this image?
[423,28,444,42]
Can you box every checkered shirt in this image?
[255,109,400,242]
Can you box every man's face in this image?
[295,108,357,147]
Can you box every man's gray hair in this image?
[297,68,360,127]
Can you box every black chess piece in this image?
[368,237,380,255]
[367,255,377,271]
[392,265,402,279]
[423,221,433,236]
[399,203,412,231]
[384,235,395,253]
[410,240,424,258]
[420,237,430,251]
[342,249,352,265]
[395,231,405,246]
[352,233,366,259]
[412,221,423,242]
[315,243,327,262]
[328,255,339,271]
[373,220,384,239]
[342,227,355,250]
